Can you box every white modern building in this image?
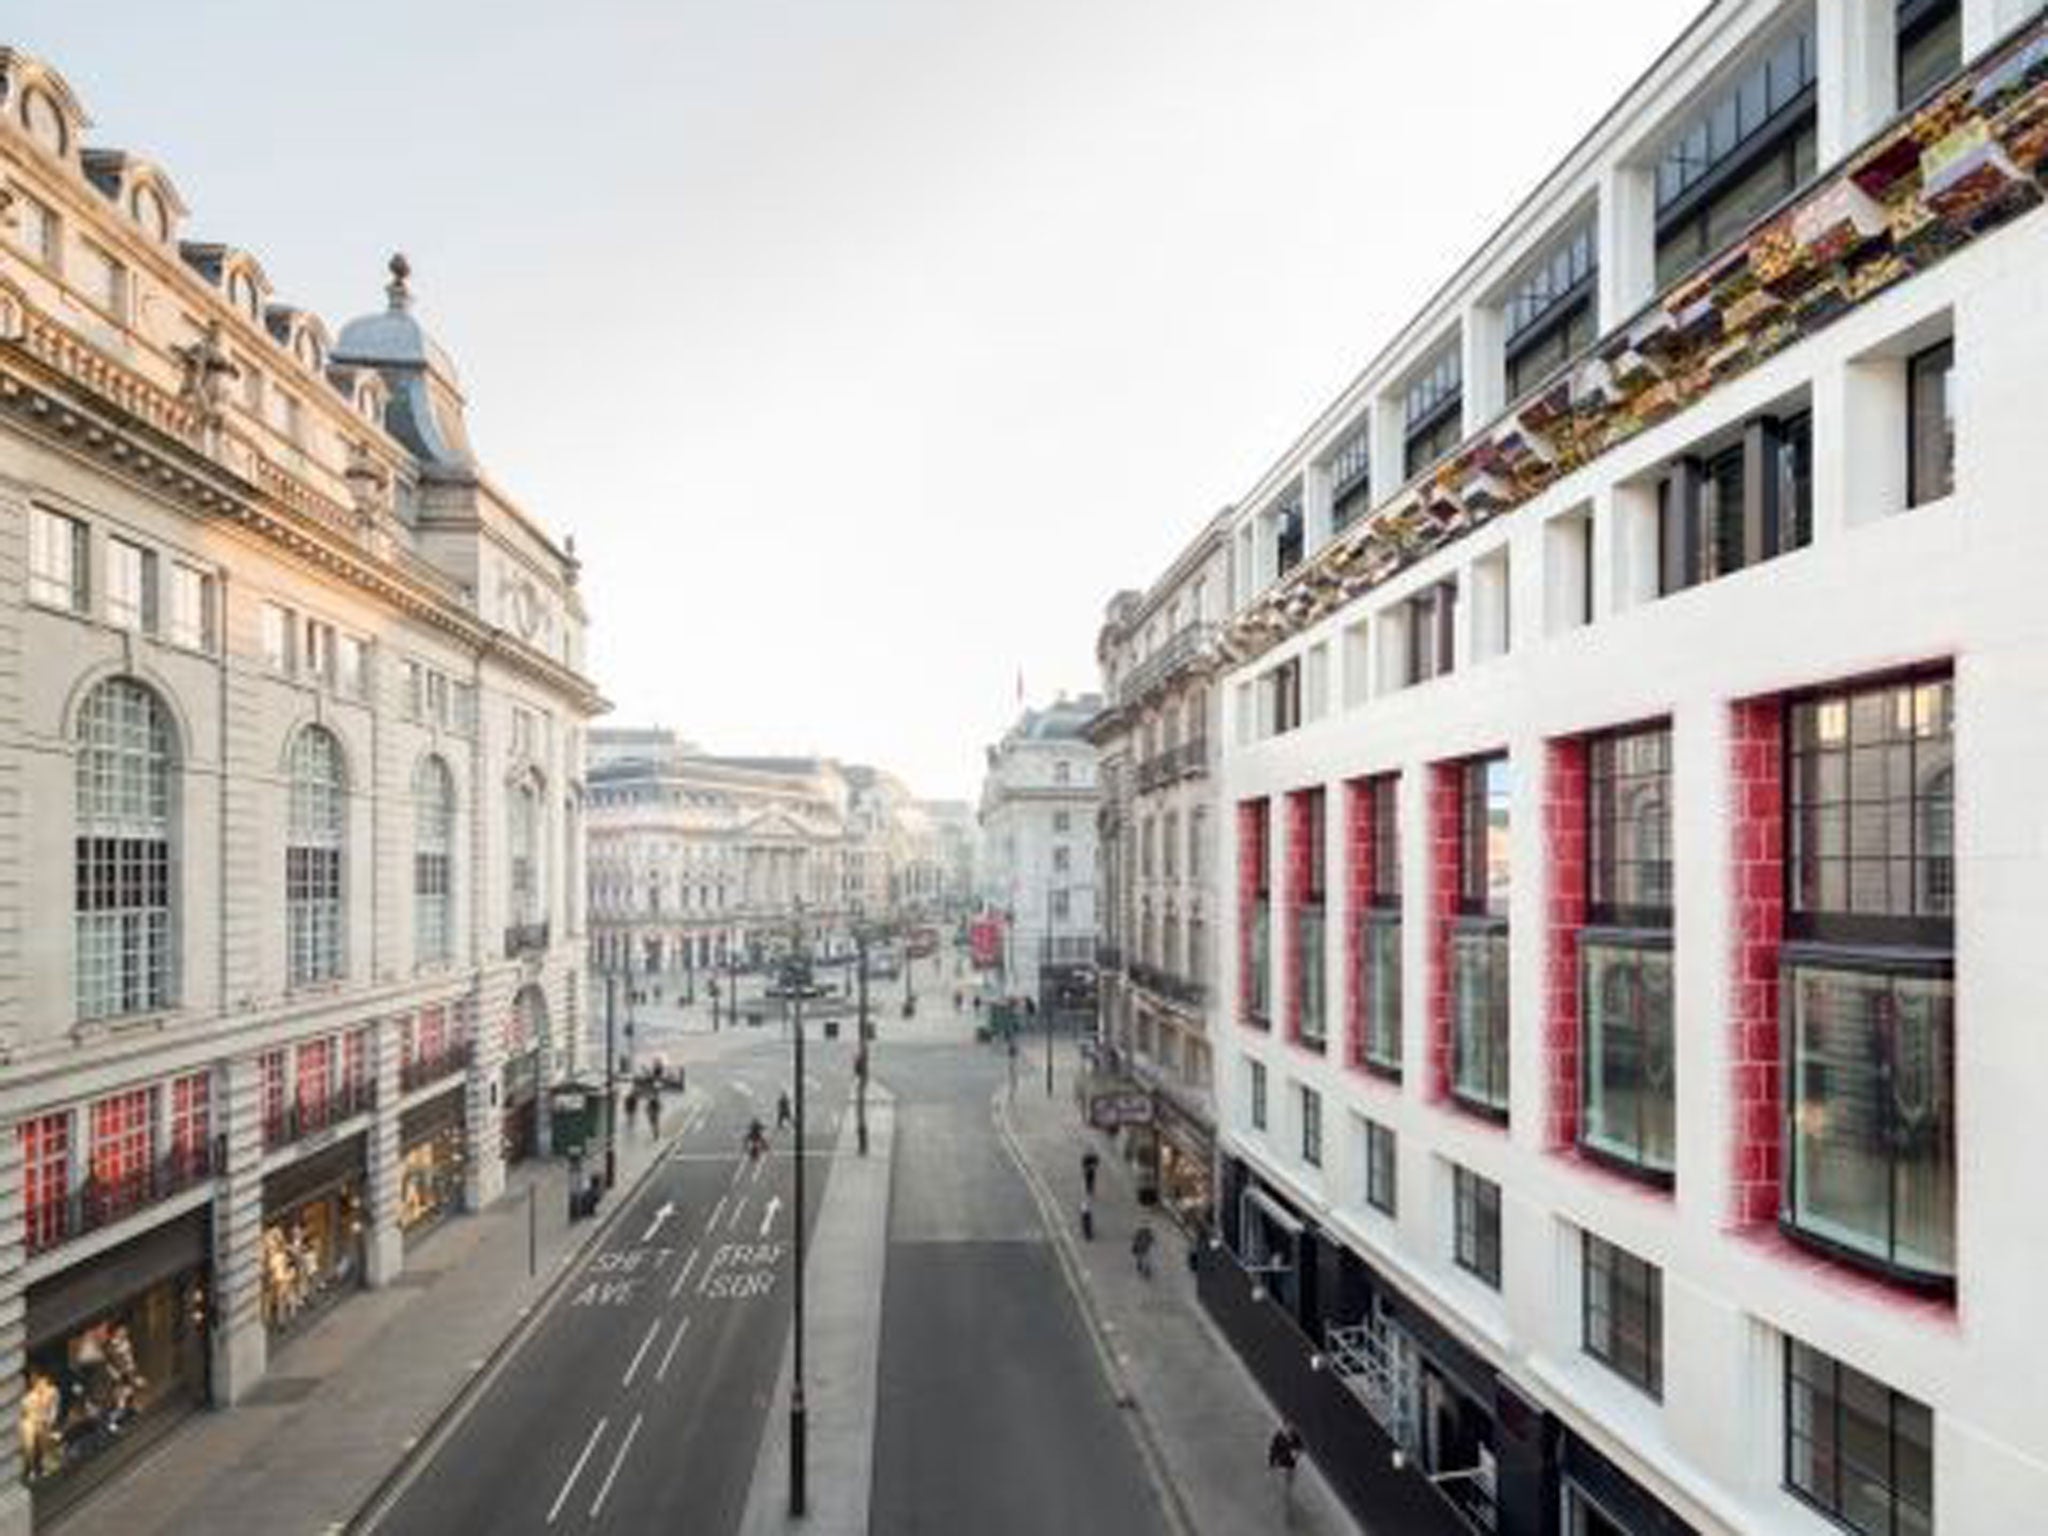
[977,696,1101,1006]
[1090,511,1234,1228]
[1197,3,2048,1534]
[0,51,602,1533]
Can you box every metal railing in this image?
[23,1141,220,1259]
[1136,737,1210,792]
[400,1037,475,1094]
[1129,960,1208,1008]
[504,919,552,958]
[263,1077,378,1151]
[1115,622,1216,706]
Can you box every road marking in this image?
[707,1195,727,1229]
[641,1201,676,1243]
[546,1417,607,1524]
[621,1317,662,1388]
[759,1195,781,1237]
[733,1081,755,1099]
[728,1195,749,1231]
[749,1154,767,1184]
[589,1411,642,1518]
[655,1315,692,1382]
[668,1245,700,1299]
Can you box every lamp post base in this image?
[789,1388,808,1517]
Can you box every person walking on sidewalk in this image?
[1131,1219,1155,1278]
[1081,1148,1100,1198]
[645,1086,661,1137]
[777,1089,794,1130]
[1268,1422,1304,1515]
[1080,1196,1095,1242]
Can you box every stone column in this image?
[0,1119,30,1536]
[465,988,506,1211]
[364,1013,405,1287]
[1596,163,1656,330]
[210,1054,268,1404]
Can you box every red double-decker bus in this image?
[968,915,1004,970]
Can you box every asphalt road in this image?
[869,1039,1173,1536]
[361,1038,852,1536]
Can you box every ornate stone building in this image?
[0,50,601,1532]
[977,696,1101,1006]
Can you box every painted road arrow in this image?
[641,1201,676,1243]
[759,1195,782,1237]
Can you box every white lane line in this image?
[655,1315,692,1382]
[730,1160,747,1187]
[759,1195,782,1237]
[620,1318,662,1388]
[668,1245,700,1300]
[727,1195,749,1231]
[733,1081,755,1099]
[749,1154,767,1184]
[589,1411,643,1518]
[546,1416,607,1524]
[707,1195,728,1229]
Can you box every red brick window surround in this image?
[1571,724,1675,1187]
[169,1070,211,1180]
[261,1048,289,1149]
[1285,788,1328,1053]
[1347,774,1403,1078]
[20,1111,71,1256]
[1425,764,1462,1103]
[88,1086,157,1224]
[1238,799,1272,1029]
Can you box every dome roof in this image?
[331,254,473,473]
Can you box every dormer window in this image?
[296,330,323,371]
[229,269,259,321]
[133,185,169,242]
[21,87,67,157]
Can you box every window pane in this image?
[1908,341,1955,507]
[1581,941,1674,1173]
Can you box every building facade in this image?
[1090,512,1232,1230]
[0,51,601,1533]
[1201,3,2048,1533]
[977,697,1101,1006]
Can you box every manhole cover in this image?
[245,1376,321,1405]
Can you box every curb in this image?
[344,1102,694,1533]
[992,1086,1201,1536]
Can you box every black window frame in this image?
[1298,789,1328,1052]
[1458,755,1510,918]
[1249,1057,1268,1131]
[1582,1231,1663,1399]
[1329,424,1373,533]
[1270,658,1303,736]
[1453,1165,1502,1289]
[1276,498,1305,576]
[1403,345,1464,480]
[1365,1119,1397,1215]
[1368,773,1401,906]
[1657,412,1812,597]
[1587,724,1673,928]
[1897,0,1963,110]
[1906,339,1955,510]
[1360,772,1404,1080]
[1405,580,1458,687]
[1300,1084,1323,1168]
[1249,799,1272,1029]
[1783,1337,1934,1536]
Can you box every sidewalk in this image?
[54,1090,696,1536]
[997,1043,1365,1536]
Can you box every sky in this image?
[12,0,1702,800]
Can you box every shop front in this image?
[1150,1089,1215,1235]
[501,1049,541,1166]
[19,1212,210,1522]
[400,1089,467,1238]
[260,1137,366,1337]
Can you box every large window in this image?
[1654,26,1817,288]
[1403,344,1463,479]
[1248,800,1271,1026]
[1582,726,1675,1180]
[414,755,455,965]
[105,538,157,634]
[1783,674,1954,1288]
[75,678,177,1020]
[1362,773,1403,1075]
[1452,756,1510,1118]
[287,726,346,985]
[1897,0,1962,109]
[1785,1339,1933,1536]
[1300,1085,1323,1168]
[1658,412,1812,596]
[509,776,543,927]
[1453,1165,1501,1288]
[168,563,216,652]
[1297,789,1326,1052]
[29,507,88,613]
[1906,340,1954,509]
[1404,580,1457,687]
[1582,1232,1662,1398]
[1249,1058,1268,1132]
[1504,220,1597,404]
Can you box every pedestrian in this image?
[1131,1220,1156,1278]
[645,1087,661,1136]
[1268,1422,1304,1511]
[777,1090,793,1130]
[1081,1148,1100,1197]
[1080,1196,1095,1242]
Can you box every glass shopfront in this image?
[21,1215,209,1517]
[401,1090,466,1237]
[1153,1095,1215,1234]
[501,1049,540,1166]
[260,1138,366,1337]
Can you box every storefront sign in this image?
[1088,1090,1154,1128]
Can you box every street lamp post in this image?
[855,916,871,1158]
[603,970,619,1190]
[769,908,819,1519]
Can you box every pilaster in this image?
[0,483,25,1062]
[364,1013,404,1286]
[1818,0,1897,167]
[0,1114,27,1526]
[465,986,506,1211]
[210,1053,267,1404]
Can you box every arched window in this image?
[509,776,543,932]
[288,726,346,984]
[75,678,176,1018]
[414,755,456,964]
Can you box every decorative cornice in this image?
[1224,21,2048,668]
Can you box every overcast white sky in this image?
[15,0,1702,799]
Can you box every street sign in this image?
[1087,1090,1153,1129]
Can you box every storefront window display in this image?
[400,1096,466,1236]
[20,1264,207,1507]
[261,1179,364,1335]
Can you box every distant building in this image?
[977,697,1101,1005]
[0,50,602,1532]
